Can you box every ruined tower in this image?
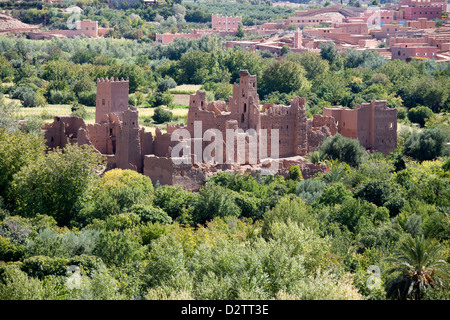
[115,109,143,172]
[96,77,129,123]
[228,70,260,131]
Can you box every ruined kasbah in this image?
[43,70,397,191]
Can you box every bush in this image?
[296,179,326,205]
[0,236,25,262]
[193,184,241,225]
[0,264,47,300]
[354,180,394,207]
[262,196,318,238]
[71,103,88,119]
[148,91,174,108]
[403,128,447,162]
[94,229,144,267]
[21,255,68,279]
[318,182,353,206]
[152,107,173,124]
[287,165,303,181]
[11,144,104,226]
[77,90,96,107]
[140,222,169,245]
[81,169,154,222]
[319,134,366,167]
[48,89,74,105]
[151,185,197,221]
[129,204,172,225]
[407,106,434,127]
[157,78,177,92]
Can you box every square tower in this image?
[96,77,129,123]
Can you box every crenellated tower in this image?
[96,77,129,123]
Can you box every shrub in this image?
[129,204,172,225]
[94,229,144,267]
[140,222,169,245]
[318,182,353,206]
[11,144,104,226]
[148,91,174,108]
[81,169,154,222]
[152,107,173,124]
[354,179,394,207]
[403,128,447,161]
[21,255,68,279]
[47,89,74,105]
[193,184,241,225]
[262,196,318,238]
[152,185,197,220]
[77,90,96,107]
[319,134,366,167]
[0,264,47,300]
[71,103,89,119]
[287,165,303,181]
[0,236,25,262]
[157,78,177,92]
[295,179,326,205]
[407,106,434,127]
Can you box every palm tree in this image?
[385,235,450,300]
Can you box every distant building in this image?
[211,14,242,32]
[391,43,438,60]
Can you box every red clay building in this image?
[323,101,397,155]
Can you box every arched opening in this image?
[244,103,247,113]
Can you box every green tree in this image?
[236,22,245,38]
[260,59,310,97]
[385,235,450,300]
[152,107,173,124]
[81,169,154,223]
[286,52,330,83]
[0,130,44,200]
[11,144,104,226]
[407,106,435,127]
[403,128,447,162]
[175,51,212,85]
[193,184,241,225]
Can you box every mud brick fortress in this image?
[44,71,397,190]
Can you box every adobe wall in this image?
[85,123,115,154]
[143,155,207,190]
[44,116,87,149]
[355,102,374,149]
[115,109,143,172]
[79,19,98,38]
[260,104,298,157]
[323,100,397,155]
[370,101,397,155]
